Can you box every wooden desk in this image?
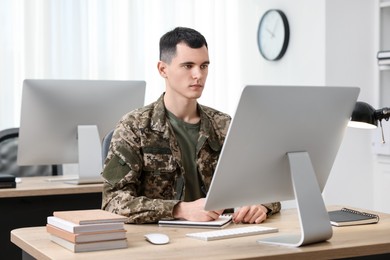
[11,207,390,260]
[1,176,102,260]
[0,175,102,198]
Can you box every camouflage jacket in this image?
[101,94,281,223]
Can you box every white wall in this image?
[324,0,376,210]
[235,0,378,211]
[239,0,326,87]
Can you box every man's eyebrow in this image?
[180,61,210,66]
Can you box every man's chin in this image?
[188,87,204,97]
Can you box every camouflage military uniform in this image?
[101,94,281,223]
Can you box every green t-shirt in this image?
[166,110,203,202]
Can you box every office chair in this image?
[0,127,61,177]
[102,129,114,166]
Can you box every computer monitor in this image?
[17,79,146,182]
[204,85,360,247]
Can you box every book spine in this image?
[50,235,75,252]
[378,59,390,65]
[377,51,390,59]
[47,216,125,233]
[46,225,76,243]
[47,217,75,233]
[52,209,127,225]
[50,235,128,253]
[46,224,126,243]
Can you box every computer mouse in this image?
[144,233,170,245]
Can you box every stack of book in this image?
[47,209,128,252]
[377,50,390,65]
[0,174,16,189]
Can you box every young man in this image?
[101,27,280,224]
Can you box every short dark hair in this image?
[159,27,208,64]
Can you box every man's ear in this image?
[157,61,167,78]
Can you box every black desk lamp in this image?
[349,101,390,143]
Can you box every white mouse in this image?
[144,233,170,245]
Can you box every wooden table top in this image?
[0,176,102,198]
[11,207,390,260]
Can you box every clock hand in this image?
[266,28,274,38]
[272,20,280,34]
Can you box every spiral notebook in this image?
[328,208,380,227]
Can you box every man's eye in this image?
[201,64,209,69]
[183,65,192,69]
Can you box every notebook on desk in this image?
[159,215,232,229]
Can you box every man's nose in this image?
[192,67,202,79]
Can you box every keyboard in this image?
[186,225,278,241]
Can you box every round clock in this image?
[257,9,290,61]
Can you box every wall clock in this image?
[257,9,290,61]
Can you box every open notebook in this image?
[158,215,232,229]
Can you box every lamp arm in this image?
[375,107,390,121]
[374,107,389,144]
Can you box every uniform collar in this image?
[151,93,222,152]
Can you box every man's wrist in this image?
[173,201,183,219]
[262,205,272,216]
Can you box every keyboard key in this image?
[186,225,278,241]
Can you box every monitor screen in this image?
[204,85,360,246]
[17,79,146,178]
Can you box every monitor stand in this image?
[257,152,333,247]
[65,125,103,185]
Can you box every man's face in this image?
[162,43,209,100]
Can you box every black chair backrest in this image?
[0,128,61,177]
[102,129,114,166]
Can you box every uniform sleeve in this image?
[101,124,180,224]
[262,202,281,216]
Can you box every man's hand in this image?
[173,198,224,222]
[232,205,268,224]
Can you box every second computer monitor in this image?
[17,79,146,180]
[205,85,360,246]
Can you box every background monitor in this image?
[204,85,360,246]
[17,79,146,180]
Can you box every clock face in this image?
[257,9,290,61]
